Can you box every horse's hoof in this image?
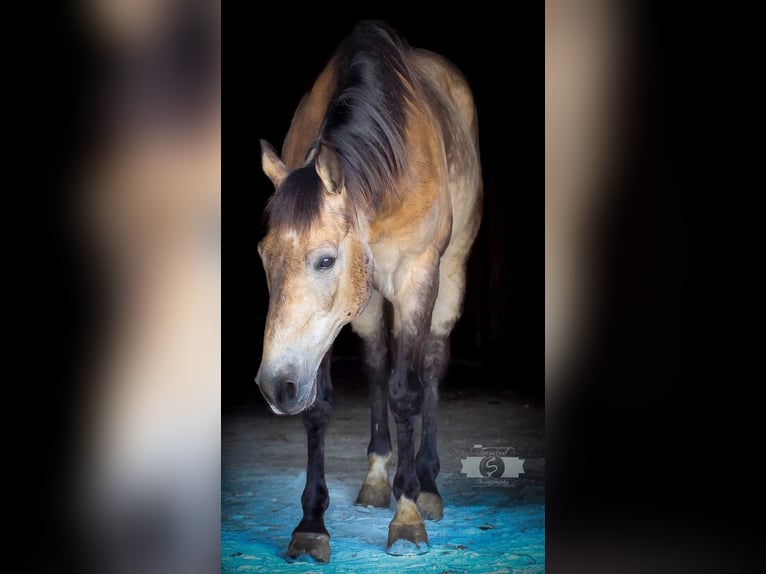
[356,482,392,508]
[386,496,429,553]
[417,491,443,521]
[386,522,430,554]
[287,532,331,563]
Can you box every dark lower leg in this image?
[416,335,449,519]
[293,410,330,536]
[362,327,391,457]
[392,409,420,500]
[387,345,428,549]
[386,274,437,549]
[390,364,422,502]
[288,352,333,562]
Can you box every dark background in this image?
[226,13,542,409]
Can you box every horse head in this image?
[255,140,373,414]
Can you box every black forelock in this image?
[265,165,324,234]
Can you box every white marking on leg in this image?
[391,496,423,525]
[365,452,391,487]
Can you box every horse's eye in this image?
[316,256,336,270]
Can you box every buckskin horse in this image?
[256,21,482,562]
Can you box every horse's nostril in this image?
[278,380,299,408]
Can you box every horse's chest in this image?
[370,244,400,300]
[370,239,440,304]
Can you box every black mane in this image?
[320,21,412,207]
[267,21,413,232]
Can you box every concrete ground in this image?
[222,362,545,573]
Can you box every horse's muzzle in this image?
[256,371,316,415]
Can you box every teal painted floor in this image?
[223,379,544,573]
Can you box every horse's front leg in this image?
[415,333,448,520]
[386,254,439,552]
[287,351,333,563]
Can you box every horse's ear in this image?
[260,139,288,188]
[315,144,344,195]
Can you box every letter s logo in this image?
[479,455,505,478]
